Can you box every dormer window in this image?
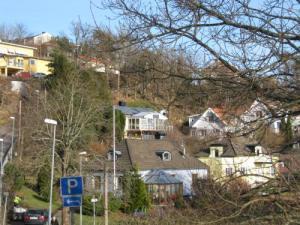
[156,151,171,161]
[107,150,122,161]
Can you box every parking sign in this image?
[60,176,83,196]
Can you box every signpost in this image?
[60,176,83,196]
[91,197,98,225]
[60,176,83,209]
[62,196,82,208]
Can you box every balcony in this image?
[128,118,170,131]
[7,59,24,69]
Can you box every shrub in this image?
[3,163,25,192]
[36,163,51,201]
[122,167,150,213]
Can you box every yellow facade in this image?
[0,41,51,76]
[198,153,279,187]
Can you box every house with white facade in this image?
[229,100,282,134]
[116,105,172,139]
[196,138,279,187]
[86,139,208,203]
[23,32,53,45]
[188,108,226,138]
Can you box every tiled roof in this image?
[126,139,208,170]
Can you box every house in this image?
[87,139,208,203]
[237,100,282,134]
[116,105,172,139]
[188,108,226,138]
[22,32,53,46]
[195,137,279,187]
[0,40,51,76]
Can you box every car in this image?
[32,72,47,78]
[11,205,27,221]
[23,209,49,225]
[14,71,32,79]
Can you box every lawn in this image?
[74,212,133,225]
[17,186,61,212]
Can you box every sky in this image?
[0,0,113,37]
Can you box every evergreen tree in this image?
[36,163,51,201]
[122,167,150,213]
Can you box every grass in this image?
[17,186,61,212]
[74,212,133,225]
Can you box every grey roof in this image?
[143,170,182,184]
[126,139,208,170]
[195,137,266,157]
[116,106,154,116]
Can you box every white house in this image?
[188,108,226,138]
[234,100,282,134]
[23,32,52,45]
[117,105,172,139]
[196,138,279,187]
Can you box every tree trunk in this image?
[61,150,70,225]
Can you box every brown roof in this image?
[126,139,208,170]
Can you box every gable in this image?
[191,108,225,129]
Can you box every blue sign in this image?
[62,196,82,207]
[60,176,83,196]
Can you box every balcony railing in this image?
[128,119,172,131]
[7,61,24,68]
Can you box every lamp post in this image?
[44,118,57,225]
[113,105,116,191]
[79,151,87,225]
[0,138,3,218]
[9,116,15,160]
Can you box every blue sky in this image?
[0,0,112,37]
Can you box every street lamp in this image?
[0,138,3,218]
[79,151,87,225]
[44,118,57,225]
[113,105,116,191]
[9,116,15,160]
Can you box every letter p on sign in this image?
[67,179,78,194]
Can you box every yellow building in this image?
[196,140,279,187]
[0,40,50,76]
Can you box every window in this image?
[240,167,246,175]
[129,118,140,130]
[225,168,233,176]
[192,174,198,186]
[215,150,219,157]
[156,151,171,161]
[255,111,263,118]
[163,152,171,161]
[30,59,35,65]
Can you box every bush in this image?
[36,163,51,201]
[122,168,150,213]
[82,195,103,216]
[82,194,122,216]
[3,163,25,192]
